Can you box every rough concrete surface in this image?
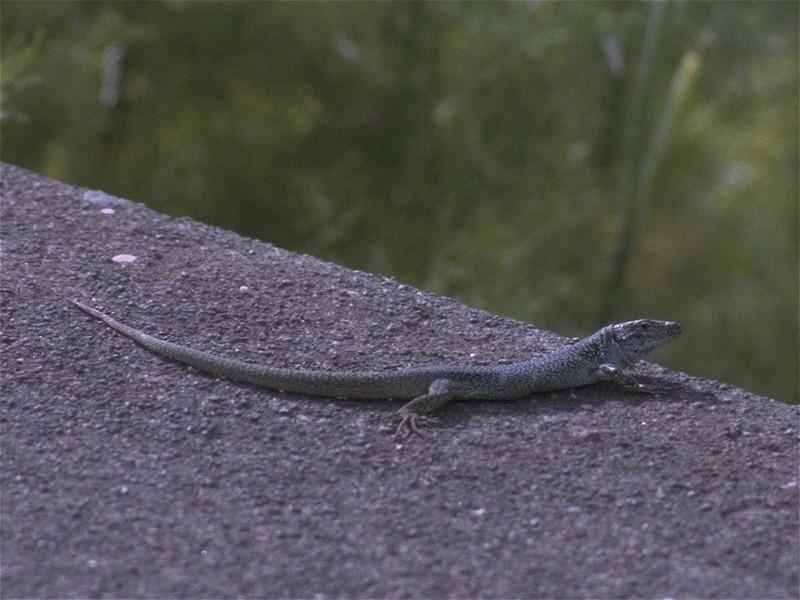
[1,162,798,599]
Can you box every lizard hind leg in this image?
[394,378,458,438]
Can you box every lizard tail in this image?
[71,300,153,344]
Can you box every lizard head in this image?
[610,319,681,363]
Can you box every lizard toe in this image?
[393,412,439,438]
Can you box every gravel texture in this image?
[1,162,798,599]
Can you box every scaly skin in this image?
[71,300,681,436]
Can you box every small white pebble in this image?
[84,190,125,206]
[100,207,115,215]
[111,254,137,265]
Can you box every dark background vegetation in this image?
[1,1,797,403]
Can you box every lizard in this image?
[70,300,681,436]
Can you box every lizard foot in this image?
[622,381,652,394]
[615,373,653,394]
[394,412,439,438]
[598,364,653,394]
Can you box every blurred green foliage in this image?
[2,1,797,402]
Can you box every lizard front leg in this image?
[394,378,458,438]
[595,363,649,393]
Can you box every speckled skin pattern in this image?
[71,300,680,433]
